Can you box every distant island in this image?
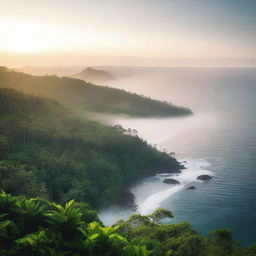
[71,67,116,84]
[0,66,192,117]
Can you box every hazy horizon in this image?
[1,0,256,67]
[2,55,256,69]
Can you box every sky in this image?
[0,0,256,67]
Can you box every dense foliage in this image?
[1,192,255,256]
[0,66,192,117]
[0,88,180,206]
[0,192,150,256]
[116,210,256,256]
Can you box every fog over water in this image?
[99,67,256,246]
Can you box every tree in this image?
[149,208,173,224]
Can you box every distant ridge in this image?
[72,67,115,84]
[0,66,192,117]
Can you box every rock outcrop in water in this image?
[197,175,212,181]
[163,178,180,184]
[187,186,196,189]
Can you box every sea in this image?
[99,67,256,246]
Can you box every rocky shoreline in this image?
[120,158,213,210]
[120,156,185,209]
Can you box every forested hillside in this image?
[0,88,181,206]
[0,67,192,117]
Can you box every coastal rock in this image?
[179,165,186,170]
[163,178,180,184]
[197,175,212,181]
[122,191,136,209]
[187,186,195,189]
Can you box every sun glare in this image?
[1,19,44,53]
[9,33,41,53]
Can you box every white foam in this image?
[138,185,184,215]
[133,158,213,215]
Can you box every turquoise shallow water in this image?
[100,67,256,246]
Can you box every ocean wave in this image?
[133,158,213,215]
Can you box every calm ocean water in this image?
[99,67,256,246]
